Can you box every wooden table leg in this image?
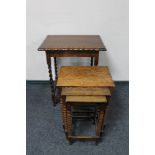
[46,52,56,106]
[66,103,73,144]
[54,57,61,104]
[101,96,111,133]
[60,96,68,136]
[96,105,106,141]
[94,51,99,66]
[90,57,94,66]
[54,57,58,80]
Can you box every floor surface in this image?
[26,82,129,155]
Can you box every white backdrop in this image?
[26,0,128,81]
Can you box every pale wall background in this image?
[26,0,128,81]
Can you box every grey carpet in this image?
[26,82,129,155]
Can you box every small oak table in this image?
[57,66,115,144]
[38,35,106,106]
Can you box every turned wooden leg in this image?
[66,103,73,143]
[101,97,110,133]
[60,96,68,135]
[96,105,106,138]
[94,51,99,66]
[90,57,94,66]
[54,57,58,80]
[100,108,107,135]
[54,57,61,103]
[46,52,56,106]
[60,97,65,131]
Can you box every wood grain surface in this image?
[61,87,111,96]
[66,96,107,103]
[57,66,115,87]
[38,35,106,51]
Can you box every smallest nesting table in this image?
[57,66,115,144]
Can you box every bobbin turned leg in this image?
[60,96,68,137]
[46,52,56,106]
[94,51,99,66]
[66,103,73,144]
[54,57,58,80]
[100,96,111,134]
[96,104,106,144]
[54,57,61,103]
[90,57,94,66]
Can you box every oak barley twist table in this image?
[38,35,106,106]
[57,66,115,144]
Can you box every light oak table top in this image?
[66,96,107,103]
[61,87,111,96]
[57,66,115,87]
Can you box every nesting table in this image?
[38,35,106,106]
[57,66,115,144]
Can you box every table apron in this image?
[46,50,99,57]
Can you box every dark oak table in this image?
[38,35,106,106]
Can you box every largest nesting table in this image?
[38,35,106,106]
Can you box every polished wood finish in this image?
[38,35,106,51]
[38,35,107,106]
[57,66,115,87]
[46,50,99,57]
[61,87,111,96]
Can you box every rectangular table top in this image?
[57,66,115,87]
[38,35,106,51]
